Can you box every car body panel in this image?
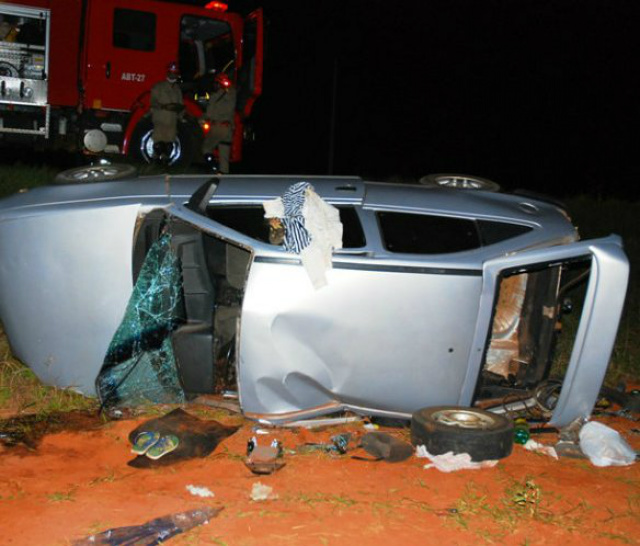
[0,175,629,426]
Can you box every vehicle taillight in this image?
[202,122,211,134]
[205,1,228,11]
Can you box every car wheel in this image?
[53,163,138,184]
[419,173,501,192]
[129,118,199,167]
[411,406,514,461]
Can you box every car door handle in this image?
[105,62,111,79]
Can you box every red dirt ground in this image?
[1,406,638,546]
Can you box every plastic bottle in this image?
[513,418,530,445]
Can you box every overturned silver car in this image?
[0,174,629,426]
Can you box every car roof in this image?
[0,174,569,227]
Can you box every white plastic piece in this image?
[186,485,215,498]
[579,421,636,467]
[522,439,558,459]
[415,445,498,472]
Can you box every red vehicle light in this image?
[205,1,228,11]
[202,121,211,134]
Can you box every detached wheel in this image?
[411,406,513,461]
[53,163,138,184]
[419,173,501,192]
[129,118,199,167]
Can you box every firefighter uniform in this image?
[201,86,236,174]
[150,79,183,155]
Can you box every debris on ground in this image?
[416,445,499,472]
[579,421,637,467]
[250,482,278,502]
[355,431,413,463]
[127,408,238,468]
[186,485,215,498]
[245,436,286,475]
[521,438,558,459]
[72,506,222,546]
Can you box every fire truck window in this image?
[180,16,234,89]
[113,9,156,52]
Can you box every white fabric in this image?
[300,187,343,289]
[262,197,284,218]
[415,445,498,472]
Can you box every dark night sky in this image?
[235,0,639,198]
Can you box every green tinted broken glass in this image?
[96,233,185,407]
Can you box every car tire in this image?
[53,163,138,184]
[419,173,501,192]
[129,117,199,168]
[411,406,514,461]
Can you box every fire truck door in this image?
[83,1,177,111]
[237,8,263,118]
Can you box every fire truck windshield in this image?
[180,15,234,97]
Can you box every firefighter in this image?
[150,61,184,165]
[200,73,236,174]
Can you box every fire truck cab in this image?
[0,0,263,167]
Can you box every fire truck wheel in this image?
[130,118,198,167]
[53,163,138,185]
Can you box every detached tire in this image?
[411,406,513,461]
[53,163,138,184]
[419,173,501,192]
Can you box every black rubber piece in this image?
[410,406,514,461]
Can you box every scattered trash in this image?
[279,416,363,429]
[355,432,413,463]
[579,421,636,467]
[513,418,530,445]
[299,433,353,455]
[363,422,379,431]
[245,437,286,475]
[186,485,215,498]
[250,482,278,502]
[252,427,271,435]
[555,417,587,459]
[416,445,498,472]
[522,439,558,459]
[72,506,222,546]
[127,408,238,468]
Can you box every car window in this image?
[206,205,366,248]
[378,211,480,254]
[478,220,532,246]
[378,212,533,254]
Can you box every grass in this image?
[555,196,640,384]
[0,324,98,417]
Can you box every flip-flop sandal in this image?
[146,435,180,460]
[131,431,161,455]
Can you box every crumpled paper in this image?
[415,445,498,472]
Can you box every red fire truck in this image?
[0,0,263,166]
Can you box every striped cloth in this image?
[281,181,312,253]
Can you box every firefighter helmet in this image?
[214,73,232,89]
[166,61,180,80]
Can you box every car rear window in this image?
[377,212,532,254]
[206,205,366,248]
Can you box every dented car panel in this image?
[0,175,629,426]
